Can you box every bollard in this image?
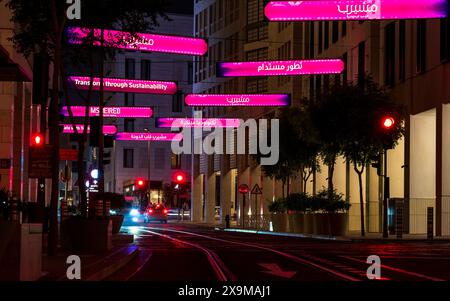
[225,214,230,229]
[10,197,19,222]
[96,200,104,217]
[427,207,434,240]
[105,200,111,216]
[60,199,69,221]
[395,200,403,240]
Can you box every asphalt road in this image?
[109,222,450,282]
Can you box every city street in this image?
[108,222,450,282]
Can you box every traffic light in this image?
[371,155,382,177]
[173,171,187,185]
[380,116,396,149]
[31,133,44,147]
[135,178,148,191]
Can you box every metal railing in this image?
[242,214,271,231]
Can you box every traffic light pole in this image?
[383,149,389,238]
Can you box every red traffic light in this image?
[382,117,395,130]
[31,133,44,146]
[238,184,249,194]
[135,178,147,188]
[173,172,186,184]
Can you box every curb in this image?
[218,227,352,242]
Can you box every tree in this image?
[3,0,169,255]
[254,106,320,197]
[329,76,406,236]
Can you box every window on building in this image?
[124,119,135,132]
[416,20,426,73]
[247,0,267,42]
[141,60,151,80]
[318,22,323,54]
[358,41,365,86]
[309,23,315,58]
[187,61,193,84]
[124,93,135,106]
[399,20,406,81]
[342,21,347,37]
[440,17,449,62]
[172,91,183,113]
[342,52,348,85]
[123,149,134,168]
[385,22,396,86]
[332,21,339,43]
[125,58,135,79]
[154,148,165,170]
[171,154,182,169]
[324,21,330,49]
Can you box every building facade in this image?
[0,8,34,202]
[192,0,450,236]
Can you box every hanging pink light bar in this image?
[185,94,291,107]
[67,27,208,56]
[62,124,118,135]
[156,118,242,128]
[217,59,344,77]
[60,106,153,118]
[68,76,177,95]
[115,132,183,142]
[264,0,449,21]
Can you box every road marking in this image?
[143,226,360,281]
[259,263,297,279]
[341,256,446,281]
[141,229,235,281]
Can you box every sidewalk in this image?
[40,234,138,281]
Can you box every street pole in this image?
[99,28,105,215]
[383,149,389,238]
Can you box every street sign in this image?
[238,184,249,194]
[60,149,79,161]
[29,145,53,178]
[251,184,263,195]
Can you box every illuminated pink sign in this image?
[185,94,291,107]
[67,27,208,56]
[217,59,344,77]
[115,132,183,142]
[156,118,241,128]
[62,124,118,135]
[68,76,177,95]
[265,0,449,21]
[61,106,153,118]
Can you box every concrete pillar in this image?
[191,174,203,223]
[220,170,232,225]
[441,104,450,236]
[191,154,202,223]
[204,173,216,224]
[262,172,274,214]
[237,155,250,226]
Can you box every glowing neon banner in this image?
[68,76,177,95]
[185,94,291,107]
[217,59,344,77]
[67,27,208,56]
[115,132,183,142]
[265,0,449,21]
[61,106,153,118]
[156,118,241,128]
[62,124,118,135]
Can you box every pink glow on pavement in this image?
[68,76,177,95]
[67,27,208,56]
[115,132,183,142]
[61,106,153,118]
[185,94,291,107]
[62,124,118,135]
[217,59,344,77]
[265,0,449,21]
[156,118,242,128]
